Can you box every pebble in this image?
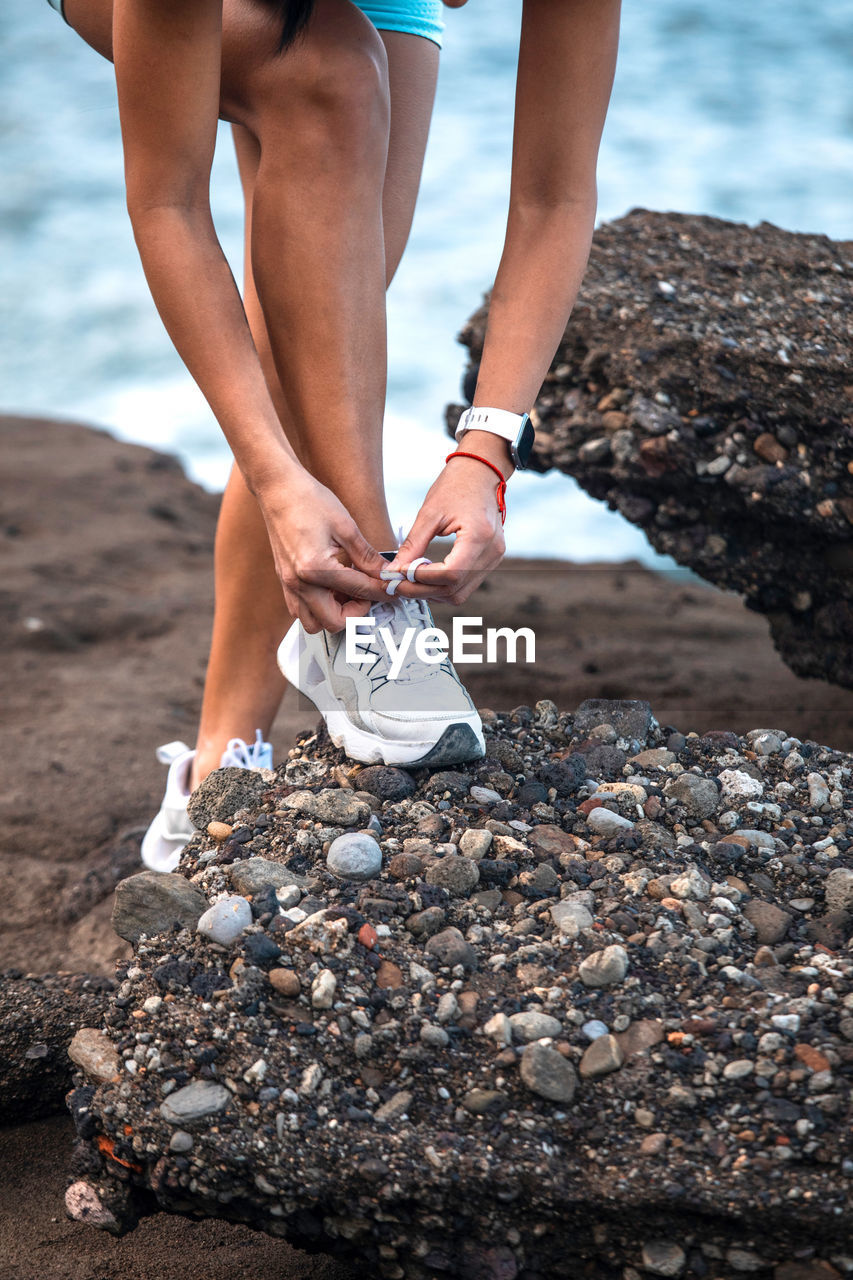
[483,1012,512,1046]
[425,855,480,897]
[436,992,459,1024]
[669,867,710,901]
[582,1020,609,1041]
[64,1182,119,1232]
[470,785,503,805]
[196,894,252,945]
[586,807,635,836]
[424,927,477,970]
[807,772,830,807]
[458,828,494,860]
[281,789,370,827]
[326,832,382,882]
[420,1023,450,1048]
[229,858,301,896]
[169,1130,194,1153]
[641,1241,686,1276]
[771,1014,801,1034]
[665,773,720,818]
[629,748,676,768]
[462,1089,507,1115]
[187,766,267,828]
[207,821,233,841]
[509,1010,562,1043]
[374,1091,413,1123]
[825,867,853,912]
[268,967,301,997]
[551,901,593,934]
[718,769,764,802]
[311,968,336,1009]
[579,1034,624,1079]
[159,1081,231,1124]
[276,884,302,909]
[743,900,793,944]
[111,871,208,944]
[355,766,415,802]
[723,1059,754,1080]
[68,1028,120,1084]
[578,944,628,988]
[519,1042,578,1103]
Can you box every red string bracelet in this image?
[445,450,508,524]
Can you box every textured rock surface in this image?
[0,971,114,1120]
[450,211,853,687]
[112,871,209,944]
[63,700,853,1275]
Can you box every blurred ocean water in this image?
[1,0,851,566]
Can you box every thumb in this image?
[336,523,385,577]
[388,511,438,572]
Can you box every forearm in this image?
[129,202,300,496]
[473,194,596,415]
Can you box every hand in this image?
[388,443,508,605]
[257,472,388,633]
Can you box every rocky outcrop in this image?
[64,701,852,1277]
[450,211,853,688]
[0,971,115,1121]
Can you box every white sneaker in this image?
[140,730,273,874]
[277,597,485,767]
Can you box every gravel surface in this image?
[450,211,853,688]
[63,698,853,1278]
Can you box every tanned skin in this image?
[61,0,620,780]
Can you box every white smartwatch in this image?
[454,406,535,470]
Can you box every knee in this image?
[259,19,390,159]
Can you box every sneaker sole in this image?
[277,628,485,768]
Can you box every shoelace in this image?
[220,729,271,769]
[364,597,444,685]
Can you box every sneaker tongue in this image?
[367,597,434,683]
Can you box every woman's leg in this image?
[191,18,440,784]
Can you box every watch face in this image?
[512,414,535,469]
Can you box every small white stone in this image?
[718,769,764,802]
[327,832,382,882]
[509,1010,562,1043]
[483,1012,512,1046]
[470,785,503,805]
[243,1057,267,1085]
[771,1013,801,1034]
[586,807,635,836]
[196,894,252,945]
[311,968,337,1010]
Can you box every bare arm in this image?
[112,0,385,629]
[114,0,294,490]
[392,0,621,596]
[471,0,620,417]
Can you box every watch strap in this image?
[455,406,527,445]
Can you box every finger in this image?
[303,564,388,602]
[336,525,385,578]
[292,600,323,635]
[387,511,441,573]
[297,584,368,634]
[389,579,454,601]
[445,568,489,605]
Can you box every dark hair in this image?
[273,0,317,51]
